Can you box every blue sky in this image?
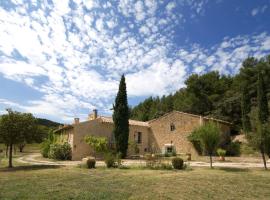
[0,0,270,122]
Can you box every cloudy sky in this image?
[0,0,270,122]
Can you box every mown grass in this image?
[1,166,270,200]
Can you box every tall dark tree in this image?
[241,86,251,133]
[113,75,129,158]
[257,72,269,170]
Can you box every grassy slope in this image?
[1,166,270,200]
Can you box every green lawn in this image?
[1,166,270,200]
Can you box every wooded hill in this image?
[130,55,270,132]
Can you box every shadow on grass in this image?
[0,165,62,172]
[217,167,249,172]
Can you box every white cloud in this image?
[251,5,268,16]
[166,2,176,12]
[0,1,269,122]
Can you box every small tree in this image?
[84,135,108,158]
[0,109,37,168]
[193,122,220,168]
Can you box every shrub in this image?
[226,141,240,156]
[105,153,116,168]
[172,157,184,170]
[217,148,226,157]
[41,140,51,158]
[48,142,72,160]
[86,157,96,169]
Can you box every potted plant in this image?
[217,148,226,161]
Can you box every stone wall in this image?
[149,112,201,156]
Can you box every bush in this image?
[105,153,116,168]
[172,157,184,170]
[48,142,72,160]
[217,148,226,157]
[226,141,240,156]
[86,157,96,169]
[41,140,51,158]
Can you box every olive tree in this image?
[193,122,221,168]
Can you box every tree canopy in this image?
[0,109,37,167]
[130,55,270,132]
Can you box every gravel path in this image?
[16,153,270,169]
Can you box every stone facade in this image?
[55,110,231,160]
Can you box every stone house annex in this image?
[55,110,231,160]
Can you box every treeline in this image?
[130,55,270,131]
[36,118,62,129]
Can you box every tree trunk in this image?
[210,154,213,169]
[19,144,25,153]
[8,143,13,168]
[260,147,267,170]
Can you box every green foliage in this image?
[241,87,252,133]
[226,141,241,156]
[257,73,269,124]
[172,157,184,170]
[198,123,220,155]
[86,158,96,169]
[217,148,226,157]
[130,55,270,133]
[36,118,62,128]
[48,142,72,160]
[41,130,56,158]
[113,75,129,158]
[104,153,116,168]
[188,131,203,155]
[41,140,51,158]
[84,135,108,157]
[193,122,221,168]
[0,109,38,167]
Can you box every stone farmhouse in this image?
[55,110,231,160]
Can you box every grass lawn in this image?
[1,165,270,200]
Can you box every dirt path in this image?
[16,153,270,169]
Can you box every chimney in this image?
[88,109,98,120]
[93,109,98,119]
[74,118,80,124]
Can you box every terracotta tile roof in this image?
[99,116,150,127]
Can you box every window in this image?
[136,132,142,144]
[167,147,173,153]
[170,123,175,131]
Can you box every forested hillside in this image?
[36,118,62,129]
[130,55,270,131]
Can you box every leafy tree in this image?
[113,75,129,158]
[84,135,108,158]
[0,109,37,167]
[193,122,220,168]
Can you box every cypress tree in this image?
[113,75,129,158]
[241,86,251,133]
[257,72,269,170]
